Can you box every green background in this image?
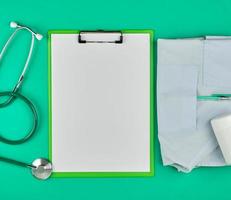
[0,0,231,199]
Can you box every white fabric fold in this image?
[157,37,231,172]
[203,38,231,93]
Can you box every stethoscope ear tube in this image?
[0,22,43,106]
[0,26,35,103]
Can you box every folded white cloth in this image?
[157,37,231,172]
[203,37,231,93]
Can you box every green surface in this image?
[0,0,231,199]
[48,30,154,178]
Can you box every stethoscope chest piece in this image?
[31,158,53,180]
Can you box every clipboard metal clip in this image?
[78,30,123,44]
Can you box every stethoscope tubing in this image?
[0,155,35,169]
[0,91,38,145]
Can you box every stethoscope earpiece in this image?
[35,33,43,41]
[10,21,18,28]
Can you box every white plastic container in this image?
[211,114,231,165]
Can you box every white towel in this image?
[157,37,231,172]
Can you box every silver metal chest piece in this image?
[31,158,53,180]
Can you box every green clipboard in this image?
[48,30,154,178]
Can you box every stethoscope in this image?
[0,22,52,180]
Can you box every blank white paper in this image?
[50,33,151,172]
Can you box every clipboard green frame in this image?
[48,30,154,178]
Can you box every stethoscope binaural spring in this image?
[0,21,52,180]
